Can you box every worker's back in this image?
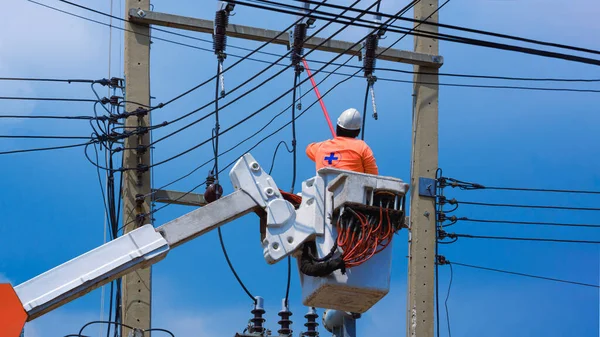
[306,136,379,175]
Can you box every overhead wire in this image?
[0,77,96,83]
[0,141,95,155]
[235,0,600,66]
[29,0,600,87]
[294,0,600,56]
[0,96,98,102]
[0,135,92,140]
[29,0,600,94]
[0,114,96,120]
[440,176,600,194]
[446,233,600,244]
[452,199,600,212]
[445,263,453,337]
[453,217,600,229]
[450,261,600,289]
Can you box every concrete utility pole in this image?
[122,0,152,335]
[407,0,440,336]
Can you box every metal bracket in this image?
[418,177,436,198]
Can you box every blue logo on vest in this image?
[323,152,341,166]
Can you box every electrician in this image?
[305,108,379,175]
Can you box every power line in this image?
[217,227,257,303]
[57,0,600,84]
[0,141,94,155]
[0,114,96,120]
[455,217,600,229]
[440,177,600,194]
[453,199,600,212]
[0,96,98,102]
[450,261,600,288]
[447,233,600,244]
[31,0,600,93]
[445,263,453,337]
[292,0,600,56]
[235,0,600,66]
[0,135,92,140]
[0,77,96,83]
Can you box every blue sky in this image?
[1,0,599,336]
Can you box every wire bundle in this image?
[336,205,394,268]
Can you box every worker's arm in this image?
[362,144,379,175]
[305,142,320,161]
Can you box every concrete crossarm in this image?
[127,9,443,68]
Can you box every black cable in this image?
[290,73,299,193]
[0,77,95,83]
[0,114,95,120]
[361,82,369,140]
[441,177,600,194]
[0,141,94,155]
[0,135,92,140]
[76,321,135,337]
[456,217,600,229]
[238,0,600,66]
[0,96,98,102]
[144,328,176,337]
[217,227,257,303]
[268,141,293,175]
[455,200,600,212]
[376,0,382,12]
[484,186,600,194]
[379,78,600,93]
[445,263,453,337]
[213,60,221,179]
[292,0,600,56]
[450,262,599,288]
[452,233,600,244]
[35,0,600,85]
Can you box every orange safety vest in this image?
[305,136,379,175]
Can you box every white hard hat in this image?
[336,108,362,130]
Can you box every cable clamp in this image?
[436,255,449,265]
[136,164,149,173]
[100,97,110,105]
[133,107,148,117]
[135,193,146,206]
[136,144,148,154]
[110,77,124,89]
[95,78,111,86]
[109,96,120,106]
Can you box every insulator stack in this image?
[249,296,266,334]
[363,34,379,78]
[278,299,293,336]
[291,23,308,71]
[213,9,229,58]
[302,307,319,337]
